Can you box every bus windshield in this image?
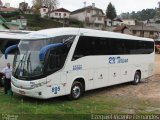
[13,35,75,80]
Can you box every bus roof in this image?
[24,27,153,42]
[0,30,33,40]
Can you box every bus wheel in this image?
[132,71,141,85]
[69,81,83,100]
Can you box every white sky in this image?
[1,0,160,14]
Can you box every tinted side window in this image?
[110,38,154,54]
[47,43,72,73]
[72,36,154,60]
[109,39,128,55]
[72,36,110,60]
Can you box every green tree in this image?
[32,0,42,14]
[120,12,130,19]
[106,2,117,26]
[123,9,156,20]
[32,0,59,15]
[19,2,28,12]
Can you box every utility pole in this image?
[84,1,86,27]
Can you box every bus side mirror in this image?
[5,44,18,59]
[39,43,63,61]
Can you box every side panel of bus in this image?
[65,35,154,94]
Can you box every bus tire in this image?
[68,81,83,100]
[132,71,141,85]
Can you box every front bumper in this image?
[11,83,48,99]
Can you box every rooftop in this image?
[129,25,160,32]
[53,8,71,13]
[71,6,104,15]
[0,7,17,12]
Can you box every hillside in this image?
[24,14,63,30]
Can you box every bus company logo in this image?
[52,86,60,94]
[108,56,128,64]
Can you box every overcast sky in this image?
[1,0,160,14]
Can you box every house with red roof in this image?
[0,6,17,13]
[48,8,71,19]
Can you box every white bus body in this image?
[10,28,154,99]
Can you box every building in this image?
[129,25,159,38]
[10,19,27,30]
[0,7,17,13]
[39,6,48,18]
[0,15,26,30]
[70,3,105,30]
[113,25,159,39]
[0,2,17,13]
[48,8,71,19]
[145,19,160,32]
[113,25,160,39]
[0,15,9,30]
[122,19,136,26]
[106,18,123,26]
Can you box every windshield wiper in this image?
[15,52,27,77]
[26,52,32,77]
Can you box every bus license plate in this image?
[19,90,25,95]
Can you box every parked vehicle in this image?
[0,30,32,86]
[155,40,160,54]
[6,28,154,100]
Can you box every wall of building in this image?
[122,20,136,25]
[40,8,48,18]
[94,17,104,24]
[70,11,86,22]
[131,30,158,38]
[50,12,70,18]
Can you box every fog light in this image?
[38,92,42,96]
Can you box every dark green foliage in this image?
[24,14,63,30]
[69,18,84,28]
[120,9,157,20]
[0,11,20,18]
[131,9,156,20]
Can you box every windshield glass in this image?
[13,35,75,80]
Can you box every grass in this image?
[0,85,160,120]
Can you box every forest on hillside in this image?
[119,8,160,21]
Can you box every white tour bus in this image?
[0,30,32,85]
[7,28,154,100]
[0,30,32,70]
